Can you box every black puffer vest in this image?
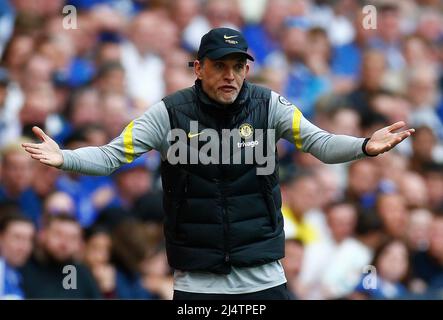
[161,80,284,274]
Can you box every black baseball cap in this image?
[189,27,254,66]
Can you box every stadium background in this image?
[0,0,442,299]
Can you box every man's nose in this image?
[224,68,235,81]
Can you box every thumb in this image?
[32,126,47,142]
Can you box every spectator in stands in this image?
[41,191,77,224]
[0,140,39,225]
[281,169,323,245]
[20,214,102,299]
[298,201,363,299]
[0,209,35,299]
[368,3,405,71]
[120,11,166,108]
[242,0,289,67]
[93,62,126,97]
[407,66,443,140]
[110,219,155,299]
[406,208,433,252]
[82,225,116,298]
[398,171,429,209]
[331,9,375,92]
[410,126,441,172]
[376,193,409,239]
[56,128,115,227]
[346,158,381,211]
[423,163,443,211]
[100,93,131,139]
[0,66,21,149]
[182,0,242,54]
[353,238,411,299]
[282,238,304,299]
[411,214,443,288]
[346,50,389,120]
[141,245,173,300]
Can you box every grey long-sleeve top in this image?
[61,91,367,174]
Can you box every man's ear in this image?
[245,63,250,76]
[194,60,203,80]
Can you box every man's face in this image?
[348,160,379,196]
[195,54,249,105]
[42,220,82,262]
[377,194,408,238]
[84,233,112,268]
[2,151,34,195]
[285,176,320,214]
[328,204,356,243]
[0,221,35,267]
[377,241,409,283]
[116,167,151,200]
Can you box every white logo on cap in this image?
[224,34,239,44]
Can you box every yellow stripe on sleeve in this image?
[123,120,135,163]
[292,107,302,150]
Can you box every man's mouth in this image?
[219,85,237,93]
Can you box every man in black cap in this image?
[23,27,414,300]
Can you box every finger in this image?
[32,126,48,142]
[387,121,406,133]
[387,129,414,148]
[22,142,42,149]
[31,153,46,160]
[24,146,42,155]
[396,129,414,140]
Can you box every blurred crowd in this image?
[0,0,442,300]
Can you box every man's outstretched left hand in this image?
[365,121,415,156]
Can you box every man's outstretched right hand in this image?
[22,126,64,168]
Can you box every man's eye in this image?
[215,63,224,69]
[235,64,244,71]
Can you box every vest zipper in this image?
[220,187,230,263]
[217,113,231,264]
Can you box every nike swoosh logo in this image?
[188,132,202,139]
[224,35,239,39]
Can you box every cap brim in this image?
[205,48,254,61]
